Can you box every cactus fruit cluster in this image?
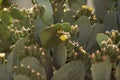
[0,0,120,80]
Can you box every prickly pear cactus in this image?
[103,11,119,31]
[52,60,85,80]
[86,23,104,52]
[0,9,12,53]
[52,43,67,69]
[33,0,54,25]
[68,0,87,11]
[74,16,92,46]
[0,0,120,80]
[14,75,31,80]
[0,64,12,80]
[91,56,112,80]
[39,22,71,49]
[115,62,120,80]
[96,33,111,47]
[92,0,115,21]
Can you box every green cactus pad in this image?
[96,33,112,47]
[0,64,12,80]
[13,38,28,65]
[52,60,85,80]
[68,0,87,11]
[21,17,31,28]
[115,62,120,80]
[62,10,76,24]
[10,7,23,20]
[40,22,71,49]
[34,18,44,44]
[103,11,119,31]
[86,23,104,52]
[20,56,46,79]
[74,16,92,46]
[39,26,60,49]
[34,0,54,25]
[91,56,112,80]
[52,43,67,69]
[92,0,115,21]
[6,53,13,74]
[39,50,53,80]
[61,23,71,33]
[14,74,31,80]
[0,10,11,26]
[0,24,11,52]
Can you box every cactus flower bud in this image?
[88,7,94,12]
[82,5,88,9]
[0,53,5,58]
[59,34,68,41]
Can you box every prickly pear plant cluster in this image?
[0,0,120,80]
[93,0,120,31]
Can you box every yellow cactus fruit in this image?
[82,5,88,9]
[88,7,94,12]
[59,34,68,41]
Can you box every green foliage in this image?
[0,0,120,80]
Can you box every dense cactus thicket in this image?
[0,0,120,80]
